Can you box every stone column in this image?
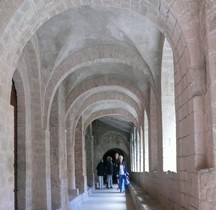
[32,128,50,210]
[50,93,61,209]
[144,111,149,172]
[59,129,68,210]
[67,117,77,198]
[193,96,205,169]
[136,128,140,172]
[58,88,68,209]
[45,130,51,210]
[134,127,138,172]
[0,105,14,210]
[130,133,134,171]
[149,88,158,171]
[75,116,86,193]
[50,86,68,209]
[85,125,94,188]
[85,130,90,186]
[91,132,95,188]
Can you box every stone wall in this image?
[199,169,216,209]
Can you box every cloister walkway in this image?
[78,184,135,210]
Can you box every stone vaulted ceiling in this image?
[32,6,164,131]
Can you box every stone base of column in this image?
[69,189,79,196]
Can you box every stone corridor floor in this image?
[78,184,136,210]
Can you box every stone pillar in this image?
[60,129,68,209]
[50,86,68,209]
[0,105,14,210]
[91,134,95,188]
[58,88,68,209]
[149,88,158,171]
[32,128,50,210]
[75,116,86,193]
[144,111,149,172]
[85,130,90,186]
[130,132,134,172]
[139,125,144,172]
[50,94,61,209]
[135,127,138,172]
[67,116,77,198]
[193,96,206,169]
[45,130,51,210]
[71,147,76,190]
[136,128,140,172]
[85,125,94,188]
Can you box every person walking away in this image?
[96,158,105,189]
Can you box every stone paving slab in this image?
[78,184,135,210]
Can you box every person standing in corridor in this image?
[113,152,120,189]
[106,156,113,189]
[96,158,105,189]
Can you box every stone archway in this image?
[103,148,129,166]
[103,148,129,184]
[94,130,130,180]
[96,131,129,159]
[103,148,129,172]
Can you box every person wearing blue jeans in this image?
[119,173,125,192]
[117,155,127,193]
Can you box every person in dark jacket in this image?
[96,158,105,189]
[113,152,120,189]
[106,156,113,189]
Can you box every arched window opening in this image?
[136,128,140,172]
[130,133,135,172]
[134,127,137,172]
[144,111,149,172]
[130,124,145,172]
[140,126,144,172]
[162,39,177,172]
[130,126,141,172]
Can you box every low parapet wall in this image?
[128,183,163,210]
